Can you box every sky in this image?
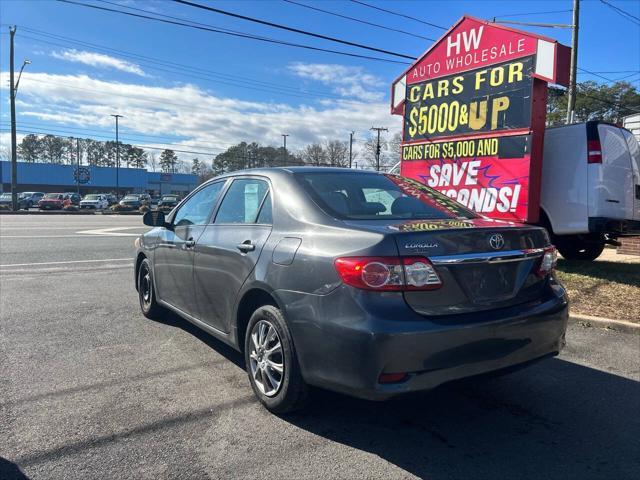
[1,0,639,163]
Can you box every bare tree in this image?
[301,143,327,166]
[324,140,349,167]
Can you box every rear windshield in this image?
[84,195,100,200]
[123,195,138,200]
[44,193,62,199]
[162,196,178,201]
[296,172,477,220]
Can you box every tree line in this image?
[15,134,185,173]
[13,132,406,184]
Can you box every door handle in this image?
[236,241,255,253]
[184,237,196,249]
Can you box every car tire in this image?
[137,258,164,319]
[244,305,308,414]
[556,236,605,261]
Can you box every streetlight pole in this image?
[349,131,355,169]
[8,26,31,211]
[111,114,123,198]
[566,0,580,124]
[281,134,289,167]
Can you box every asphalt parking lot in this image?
[1,214,639,480]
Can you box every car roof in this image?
[213,166,382,180]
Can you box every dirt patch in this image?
[555,259,640,323]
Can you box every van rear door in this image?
[620,129,640,221]
[592,124,635,221]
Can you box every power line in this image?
[492,9,572,18]
[56,0,410,65]
[0,127,227,157]
[0,121,235,151]
[349,0,447,30]
[171,0,415,59]
[18,32,356,102]
[599,0,640,25]
[282,0,435,42]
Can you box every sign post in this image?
[391,16,570,223]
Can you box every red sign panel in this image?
[406,18,537,85]
[392,16,569,224]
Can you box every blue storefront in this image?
[0,161,198,196]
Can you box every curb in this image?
[569,314,639,335]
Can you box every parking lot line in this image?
[0,258,132,268]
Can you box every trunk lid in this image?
[343,217,550,316]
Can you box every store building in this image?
[0,161,198,196]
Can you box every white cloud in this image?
[288,62,385,102]
[51,49,147,77]
[0,71,401,161]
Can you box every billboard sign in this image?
[391,16,569,223]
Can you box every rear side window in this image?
[296,172,476,220]
[215,178,270,224]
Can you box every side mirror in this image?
[143,210,169,228]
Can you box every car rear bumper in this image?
[277,279,568,400]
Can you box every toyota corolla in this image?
[134,168,568,413]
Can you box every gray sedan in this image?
[134,168,568,413]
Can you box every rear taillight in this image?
[535,246,557,277]
[587,139,602,164]
[334,256,442,291]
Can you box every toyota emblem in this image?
[488,233,505,250]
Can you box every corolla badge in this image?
[405,242,439,250]
[488,233,505,250]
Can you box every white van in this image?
[541,121,640,260]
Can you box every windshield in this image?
[84,195,100,200]
[0,193,10,199]
[296,172,477,221]
[44,193,62,199]
[123,195,138,200]
[162,196,178,201]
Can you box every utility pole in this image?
[76,138,80,195]
[566,0,580,124]
[349,131,355,169]
[111,114,123,199]
[281,134,289,167]
[8,26,31,210]
[370,127,388,172]
[9,26,17,210]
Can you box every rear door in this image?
[593,124,635,220]
[620,128,640,221]
[153,181,226,315]
[194,177,272,333]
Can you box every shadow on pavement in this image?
[281,358,640,479]
[146,312,640,479]
[151,310,245,369]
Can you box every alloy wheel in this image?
[249,320,284,397]
[140,264,152,308]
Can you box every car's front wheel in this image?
[245,305,308,413]
[137,258,164,319]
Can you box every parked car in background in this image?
[135,168,568,413]
[104,193,118,206]
[19,192,45,208]
[540,121,640,260]
[119,194,146,210]
[38,193,68,210]
[80,194,109,210]
[0,192,37,210]
[63,192,81,206]
[157,194,180,211]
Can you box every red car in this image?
[38,193,70,210]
